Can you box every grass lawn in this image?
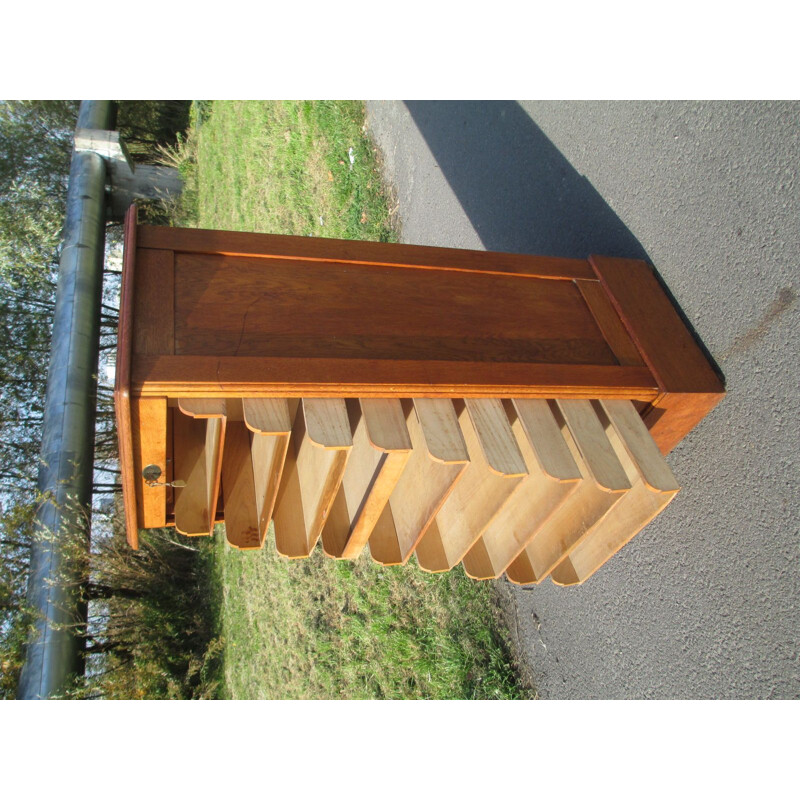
[174,100,534,700]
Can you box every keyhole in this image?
[142,464,162,483]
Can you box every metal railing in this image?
[17,101,180,699]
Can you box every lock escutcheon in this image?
[142,464,162,483]
[142,464,186,489]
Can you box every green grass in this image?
[172,100,533,700]
[188,100,397,242]
[211,526,528,699]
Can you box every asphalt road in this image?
[365,100,799,699]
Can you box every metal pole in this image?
[17,101,113,699]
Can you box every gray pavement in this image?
[365,100,800,699]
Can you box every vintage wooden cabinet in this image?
[115,207,724,585]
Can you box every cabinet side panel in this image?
[173,253,618,367]
[133,248,175,356]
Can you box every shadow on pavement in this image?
[404,100,649,261]
[404,100,725,384]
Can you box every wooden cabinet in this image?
[115,207,723,584]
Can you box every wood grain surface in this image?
[506,400,629,584]
[321,399,412,559]
[172,253,617,368]
[550,402,679,585]
[138,223,595,280]
[417,400,525,572]
[370,400,468,565]
[462,401,581,580]
[590,255,725,453]
[118,221,721,573]
[272,400,351,557]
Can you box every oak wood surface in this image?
[360,398,413,451]
[173,411,214,535]
[464,399,527,476]
[575,278,645,367]
[177,398,228,418]
[417,400,525,572]
[321,399,412,559]
[133,248,174,356]
[590,256,723,393]
[172,253,617,368]
[205,417,224,519]
[132,354,659,400]
[177,399,227,530]
[370,400,468,565]
[272,400,351,557]
[412,398,469,463]
[270,420,307,558]
[550,405,679,585]
[505,401,629,584]
[596,399,679,493]
[119,219,721,568]
[221,421,261,549]
[243,397,292,434]
[303,398,353,448]
[243,398,292,548]
[115,204,139,548]
[590,255,725,453]
[511,398,583,481]
[363,504,403,564]
[131,396,167,529]
[138,223,595,280]
[173,400,226,536]
[249,431,289,547]
[555,400,631,492]
[642,391,726,457]
[462,402,581,580]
